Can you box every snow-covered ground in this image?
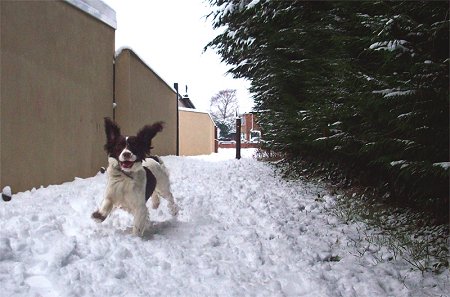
[1,149,448,297]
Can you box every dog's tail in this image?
[137,122,164,156]
[143,155,170,177]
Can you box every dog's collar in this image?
[109,156,139,179]
[120,169,134,179]
[111,163,134,179]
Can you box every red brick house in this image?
[241,112,261,143]
[218,112,261,149]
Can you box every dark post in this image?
[174,83,179,156]
[236,116,241,159]
[113,59,116,121]
[214,126,219,153]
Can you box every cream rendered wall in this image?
[0,1,114,192]
[114,49,177,156]
[179,108,216,156]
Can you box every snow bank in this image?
[0,149,448,296]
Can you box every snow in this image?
[1,149,448,296]
[383,90,415,98]
[179,106,213,117]
[397,112,413,119]
[369,40,410,52]
[433,162,450,170]
[330,121,342,126]
[372,88,415,98]
[2,186,11,197]
[390,160,410,169]
[64,0,117,29]
[246,0,261,9]
[215,0,262,18]
[314,132,346,142]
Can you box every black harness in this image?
[114,147,158,202]
[143,167,156,202]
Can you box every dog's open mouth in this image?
[120,161,135,169]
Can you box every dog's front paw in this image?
[91,211,106,222]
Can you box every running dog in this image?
[92,118,179,236]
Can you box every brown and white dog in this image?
[92,118,179,236]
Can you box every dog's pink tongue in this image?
[121,161,134,169]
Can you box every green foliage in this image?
[206,0,449,217]
[216,120,232,138]
[330,193,449,273]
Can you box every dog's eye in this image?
[127,137,137,146]
[115,140,126,150]
[113,146,123,156]
[126,137,140,151]
[110,138,126,157]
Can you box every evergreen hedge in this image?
[206,0,449,219]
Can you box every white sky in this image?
[101,0,254,112]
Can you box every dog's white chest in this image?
[106,169,146,209]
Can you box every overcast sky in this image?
[101,0,253,112]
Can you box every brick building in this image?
[241,112,261,142]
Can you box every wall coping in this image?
[179,107,217,127]
[64,0,117,29]
[179,107,209,114]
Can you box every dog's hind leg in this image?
[158,187,179,216]
[167,194,179,217]
[151,192,160,209]
[133,205,149,237]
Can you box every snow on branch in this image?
[369,40,411,53]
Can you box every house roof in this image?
[179,95,196,109]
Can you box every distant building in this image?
[178,94,196,109]
[241,112,261,143]
[176,87,217,155]
[218,112,262,149]
[178,86,196,109]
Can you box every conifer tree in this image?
[206,0,449,217]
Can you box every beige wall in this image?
[0,1,114,192]
[114,49,177,156]
[179,108,216,156]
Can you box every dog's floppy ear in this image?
[104,117,121,142]
[136,121,164,155]
[104,117,121,153]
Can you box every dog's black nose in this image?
[122,152,132,159]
